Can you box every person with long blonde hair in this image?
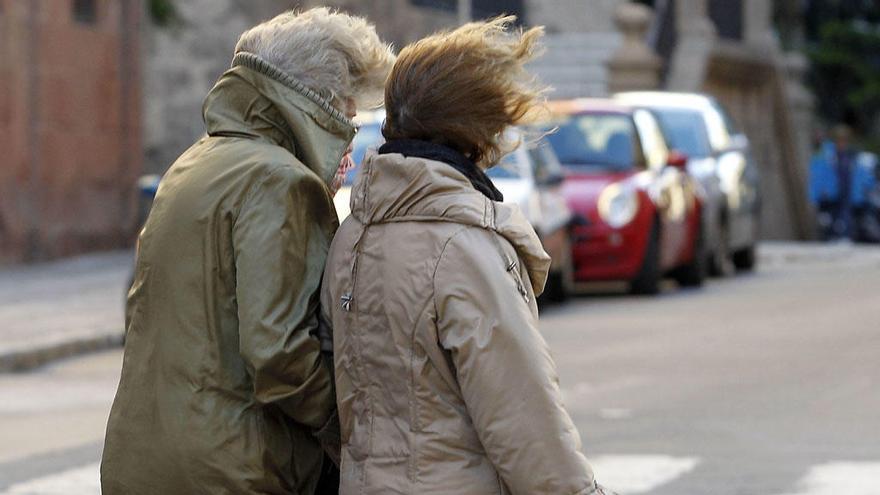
[322,17,606,494]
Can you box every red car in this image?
[542,99,706,294]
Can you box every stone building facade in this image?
[0,0,142,264]
[660,0,814,239]
[144,1,814,242]
[141,0,612,175]
[0,0,813,264]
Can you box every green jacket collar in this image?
[202,52,357,186]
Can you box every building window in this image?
[709,0,743,41]
[410,0,455,11]
[73,0,97,25]
[473,0,524,22]
[409,0,525,21]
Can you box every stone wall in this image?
[143,0,295,174]
[299,0,456,47]
[665,0,814,239]
[143,0,456,174]
[524,0,624,98]
[526,0,620,33]
[0,0,142,263]
[143,1,632,172]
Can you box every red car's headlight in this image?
[597,183,640,228]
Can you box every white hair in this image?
[234,8,395,110]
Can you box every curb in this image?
[0,332,123,373]
[758,242,880,266]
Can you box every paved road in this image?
[1,243,878,494]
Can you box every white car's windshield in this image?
[653,109,713,159]
[486,151,525,179]
[345,122,383,185]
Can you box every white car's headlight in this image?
[598,183,639,228]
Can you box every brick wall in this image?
[0,0,142,264]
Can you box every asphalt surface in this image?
[1,243,878,494]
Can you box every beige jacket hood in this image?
[321,150,597,494]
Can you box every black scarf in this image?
[378,139,504,202]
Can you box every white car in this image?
[615,91,762,272]
[333,111,384,220]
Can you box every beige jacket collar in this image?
[351,151,551,292]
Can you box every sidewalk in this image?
[0,252,131,372]
[759,240,880,266]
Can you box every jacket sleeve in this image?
[233,166,336,431]
[433,228,597,495]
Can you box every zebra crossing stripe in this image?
[6,457,880,495]
[589,454,700,494]
[0,462,99,495]
[0,456,700,495]
[777,462,880,495]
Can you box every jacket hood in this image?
[350,152,551,292]
[202,52,356,187]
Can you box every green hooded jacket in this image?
[101,53,355,495]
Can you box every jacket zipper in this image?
[490,233,529,303]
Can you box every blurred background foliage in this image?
[809,21,880,150]
[149,0,180,27]
[793,0,880,151]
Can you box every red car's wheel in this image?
[629,221,661,295]
[674,222,707,288]
[733,245,757,271]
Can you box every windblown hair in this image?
[383,16,546,167]
[235,7,395,110]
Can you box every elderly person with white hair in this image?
[101,9,394,494]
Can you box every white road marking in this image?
[0,456,699,495]
[777,462,880,495]
[0,462,99,495]
[589,455,700,494]
[598,408,633,420]
[11,458,880,495]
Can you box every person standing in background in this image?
[809,124,877,240]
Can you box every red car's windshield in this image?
[544,114,636,172]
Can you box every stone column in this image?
[784,51,816,233]
[606,2,662,93]
[743,0,778,51]
[665,0,716,91]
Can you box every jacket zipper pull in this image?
[341,293,353,312]
[505,257,529,302]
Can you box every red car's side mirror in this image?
[667,150,689,170]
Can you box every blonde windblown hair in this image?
[235,7,395,110]
[383,16,546,167]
